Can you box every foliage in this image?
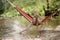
[0,0,60,27]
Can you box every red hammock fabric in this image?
[15,6,33,22]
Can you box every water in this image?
[0,17,60,40]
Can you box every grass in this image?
[1,0,60,29]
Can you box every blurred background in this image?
[0,0,60,40]
[0,0,60,29]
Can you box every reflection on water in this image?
[0,17,60,40]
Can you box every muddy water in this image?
[0,17,60,40]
